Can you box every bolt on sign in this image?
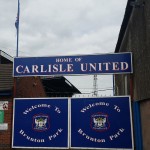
[12,98,69,149]
[0,102,8,130]
[71,96,134,149]
[0,101,8,110]
[0,110,4,123]
[13,52,133,77]
[12,97,134,149]
[0,123,8,130]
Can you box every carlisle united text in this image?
[15,62,129,75]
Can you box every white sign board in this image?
[0,123,8,130]
[0,101,8,110]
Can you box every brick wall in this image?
[0,98,12,150]
[0,77,46,150]
[16,77,46,98]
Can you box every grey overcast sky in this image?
[0,0,127,96]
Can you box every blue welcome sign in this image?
[71,97,133,149]
[12,98,69,149]
[13,52,133,77]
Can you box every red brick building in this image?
[0,51,13,149]
[0,50,80,150]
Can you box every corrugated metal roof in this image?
[0,64,13,91]
[42,76,81,97]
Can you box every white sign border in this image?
[12,97,69,149]
[13,52,133,77]
[70,96,134,150]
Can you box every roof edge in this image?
[115,0,135,53]
[0,50,13,62]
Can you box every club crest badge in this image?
[32,114,50,132]
[91,112,110,132]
